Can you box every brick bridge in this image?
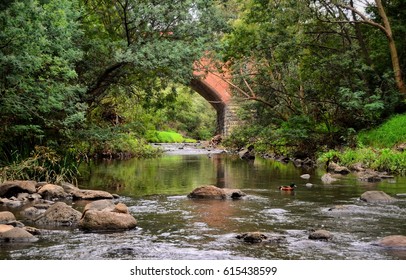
[191,59,238,136]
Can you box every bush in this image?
[145,130,196,143]
[0,146,80,184]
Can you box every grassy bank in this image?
[318,114,406,174]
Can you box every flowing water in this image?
[1,144,406,260]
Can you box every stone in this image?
[72,189,114,200]
[187,185,226,200]
[305,183,313,188]
[327,162,350,175]
[0,180,36,198]
[0,227,38,243]
[236,232,269,243]
[34,202,81,226]
[79,209,137,232]
[83,200,116,213]
[223,188,247,199]
[309,229,333,241]
[0,211,16,224]
[360,191,395,203]
[0,224,14,233]
[300,174,311,179]
[20,206,46,220]
[239,145,255,160]
[113,203,129,214]
[38,184,68,200]
[321,173,337,184]
[60,182,80,194]
[374,235,406,248]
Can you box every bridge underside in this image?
[190,78,227,135]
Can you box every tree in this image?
[0,0,86,157]
[77,0,228,108]
[315,0,405,94]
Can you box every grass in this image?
[358,114,406,148]
[145,130,196,143]
[317,113,406,175]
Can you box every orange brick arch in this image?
[191,58,232,135]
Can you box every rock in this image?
[60,182,80,194]
[300,174,311,179]
[0,180,36,198]
[23,226,41,236]
[305,183,313,188]
[0,211,16,224]
[350,163,365,172]
[396,193,406,198]
[0,227,38,243]
[0,224,14,233]
[223,188,247,199]
[0,198,23,208]
[360,191,395,203]
[72,189,114,200]
[358,170,382,182]
[321,173,337,184]
[187,185,226,200]
[327,162,350,174]
[236,232,269,243]
[83,200,115,213]
[309,229,333,241]
[239,145,255,160]
[79,202,137,232]
[113,203,129,214]
[374,235,406,248]
[20,206,47,220]
[38,184,69,200]
[34,202,81,226]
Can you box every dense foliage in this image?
[0,0,224,170]
[221,0,406,157]
[1,0,406,179]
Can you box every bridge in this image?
[191,58,238,136]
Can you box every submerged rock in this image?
[321,173,338,184]
[360,191,396,203]
[374,235,406,248]
[236,232,268,243]
[308,229,333,241]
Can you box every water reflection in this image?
[2,152,406,260]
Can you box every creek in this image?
[1,144,406,259]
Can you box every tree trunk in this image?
[375,0,406,95]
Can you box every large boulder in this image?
[374,235,406,248]
[187,185,226,200]
[71,189,114,200]
[38,184,69,200]
[79,201,136,232]
[0,227,38,243]
[360,191,395,203]
[0,180,36,198]
[34,202,81,226]
[0,211,16,224]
